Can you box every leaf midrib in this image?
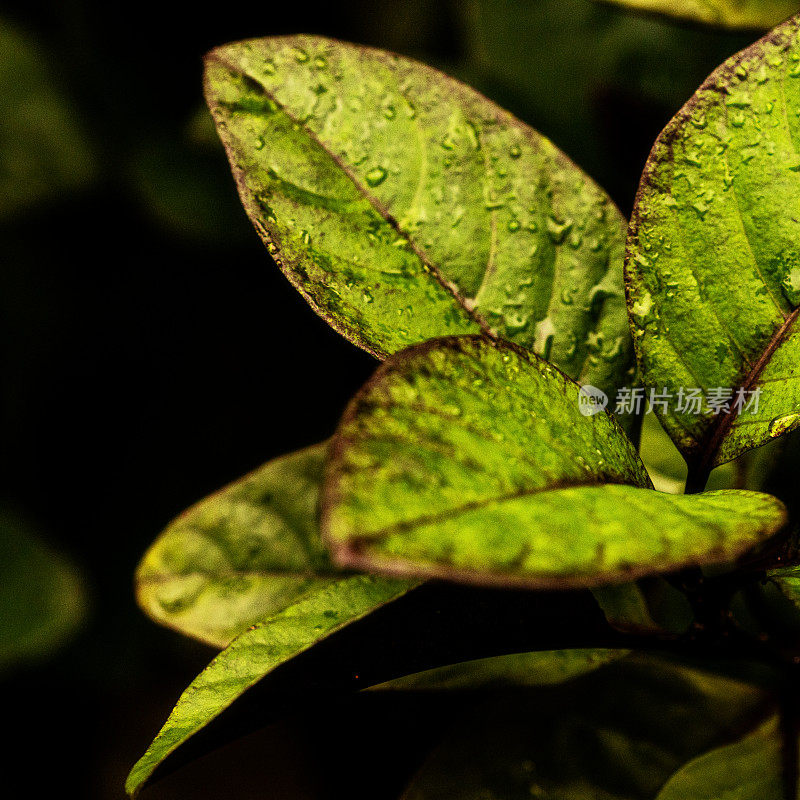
[206,49,495,340]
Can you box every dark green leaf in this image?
[626,15,800,470]
[204,35,634,405]
[136,442,339,648]
[596,0,799,30]
[125,574,415,797]
[373,649,626,691]
[402,656,770,800]
[656,716,787,799]
[323,335,786,587]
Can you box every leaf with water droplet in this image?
[627,15,800,471]
[596,0,799,30]
[135,443,346,648]
[322,336,786,588]
[204,35,634,415]
[125,574,416,798]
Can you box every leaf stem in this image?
[684,462,711,495]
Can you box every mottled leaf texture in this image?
[768,562,800,606]
[126,575,414,797]
[323,335,786,588]
[403,656,770,800]
[136,443,339,648]
[627,15,800,471]
[373,649,625,691]
[597,0,799,30]
[656,716,790,799]
[204,35,634,405]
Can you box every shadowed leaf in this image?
[402,656,770,800]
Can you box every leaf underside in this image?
[626,14,800,469]
[204,35,635,407]
[135,442,336,648]
[323,335,786,588]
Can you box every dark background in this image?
[0,1,763,797]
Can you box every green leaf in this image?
[0,18,95,220]
[656,716,787,799]
[596,0,799,30]
[373,649,626,691]
[136,442,342,648]
[322,335,787,588]
[592,579,694,634]
[125,574,415,797]
[402,656,770,800]
[204,35,634,405]
[0,510,86,672]
[626,14,800,471]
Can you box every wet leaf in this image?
[323,335,787,588]
[204,35,634,406]
[596,0,799,30]
[402,656,770,800]
[656,716,788,799]
[125,574,415,797]
[136,443,339,648]
[0,18,95,219]
[627,15,800,471]
[373,649,626,691]
[0,510,86,672]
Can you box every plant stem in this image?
[684,462,711,495]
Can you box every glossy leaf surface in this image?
[627,15,800,469]
[323,336,786,587]
[205,35,634,404]
[126,575,415,797]
[136,443,337,647]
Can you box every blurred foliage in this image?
[0,508,86,673]
[0,18,95,220]
[595,0,799,30]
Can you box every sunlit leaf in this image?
[126,574,416,797]
[204,35,635,408]
[136,443,338,648]
[626,14,800,471]
[323,335,786,587]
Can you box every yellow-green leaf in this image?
[204,35,634,406]
[323,335,787,588]
[626,14,800,471]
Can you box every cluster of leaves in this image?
[129,11,800,800]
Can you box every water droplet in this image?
[314,56,327,69]
[546,216,573,244]
[254,136,265,150]
[362,289,374,304]
[365,166,387,187]
[507,218,520,232]
[534,316,556,361]
[383,105,396,120]
[509,144,521,159]
[293,47,310,63]
[263,59,276,75]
